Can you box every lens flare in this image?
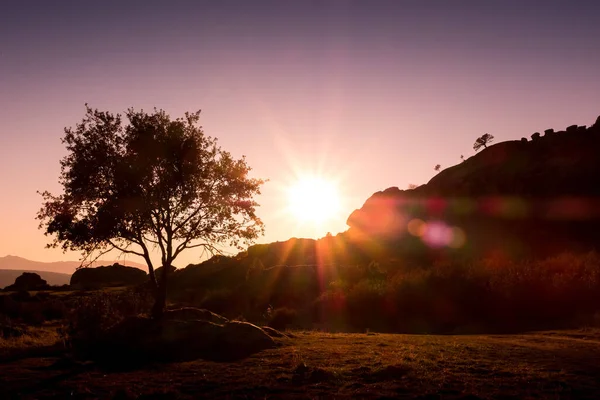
[407,218,467,249]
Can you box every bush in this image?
[67,289,152,357]
[0,292,68,325]
[308,252,600,333]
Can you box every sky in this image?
[1,0,600,268]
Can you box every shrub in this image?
[67,289,152,357]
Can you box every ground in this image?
[2,329,600,399]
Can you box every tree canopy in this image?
[37,106,265,315]
[473,133,495,151]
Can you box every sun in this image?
[287,177,341,224]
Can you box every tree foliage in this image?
[37,106,265,315]
[473,133,495,151]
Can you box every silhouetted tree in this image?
[473,133,495,151]
[407,183,419,190]
[37,106,265,317]
[460,155,464,162]
[434,164,441,172]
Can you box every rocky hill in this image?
[167,115,600,299]
[346,116,600,259]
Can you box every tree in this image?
[37,106,265,317]
[473,133,495,151]
[434,164,441,172]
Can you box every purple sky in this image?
[1,1,600,267]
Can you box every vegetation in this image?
[3,329,600,398]
[37,106,265,317]
[164,250,600,334]
[473,133,495,151]
[1,113,598,397]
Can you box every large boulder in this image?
[70,264,147,290]
[85,314,275,365]
[4,272,48,291]
[163,307,229,325]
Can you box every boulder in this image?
[70,264,147,290]
[87,317,275,365]
[566,124,578,133]
[5,272,48,291]
[163,307,229,325]
[220,321,276,358]
[261,326,289,338]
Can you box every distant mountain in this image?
[0,255,146,275]
[0,270,71,289]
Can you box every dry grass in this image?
[0,323,65,361]
[2,329,600,399]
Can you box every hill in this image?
[346,116,600,259]
[175,114,600,278]
[159,114,600,332]
[0,255,146,275]
[0,270,71,289]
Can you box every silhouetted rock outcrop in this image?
[346,116,600,259]
[4,272,49,291]
[70,264,147,289]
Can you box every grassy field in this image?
[2,328,600,399]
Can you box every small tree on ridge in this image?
[473,133,495,151]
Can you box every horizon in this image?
[2,1,600,267]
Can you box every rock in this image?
[219,321,276,359]
[163,307,229,325]
[70,264,147,290]
[88,316,275,365]
[5,273,48,291]
[567,124,578,133]
[544,129,554,136]
[261,326,288,338]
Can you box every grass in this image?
[0,323,65,361]
[2,328,600,399]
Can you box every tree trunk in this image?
[151,264,170,319]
